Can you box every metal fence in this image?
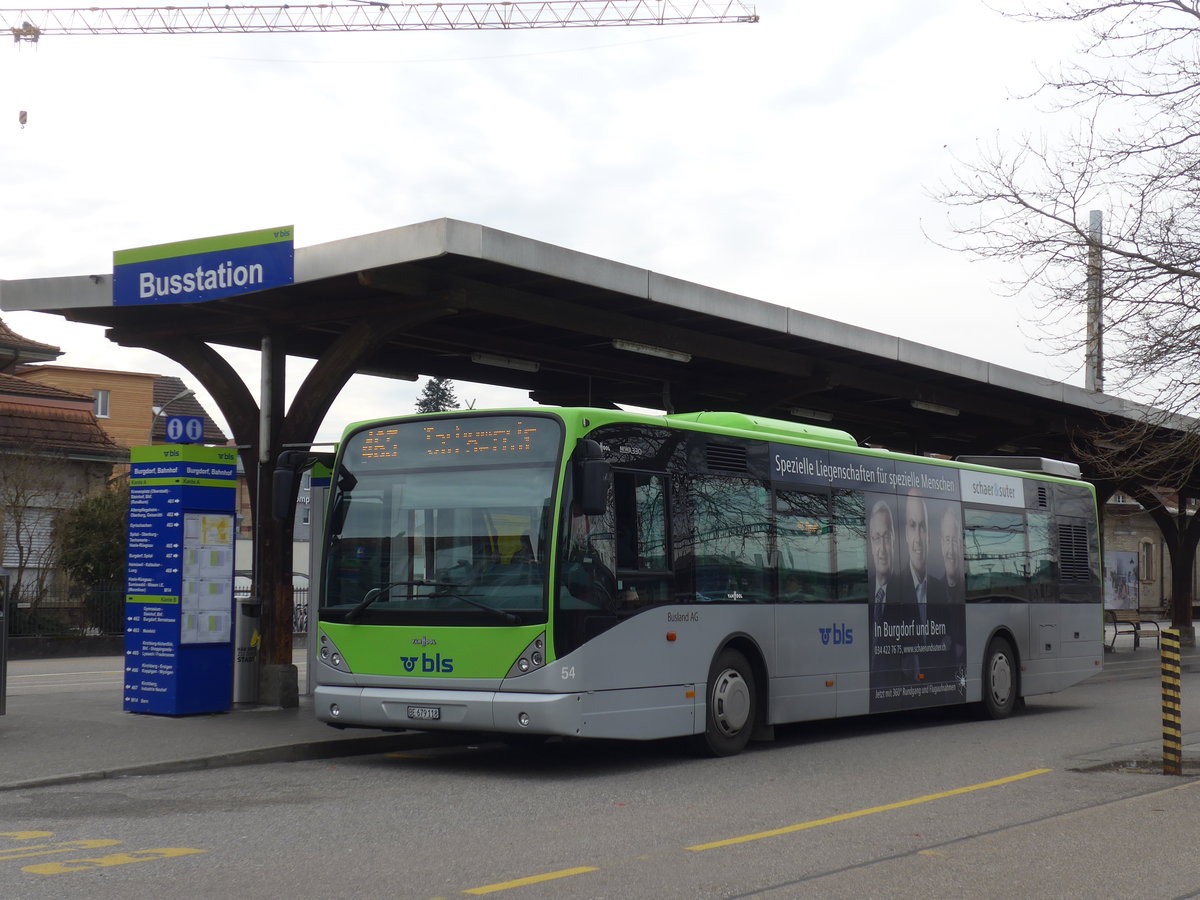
[10,584,310,637]
[10,584,124,637]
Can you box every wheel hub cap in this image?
[712,668,751,736]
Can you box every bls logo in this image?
[400,653,455,674]
[818,624,853,646]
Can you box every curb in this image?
[0,731,480,793]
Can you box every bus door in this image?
[612,470,672,613]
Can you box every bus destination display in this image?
[353,416,560,466]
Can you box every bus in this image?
[309,408,1102,756]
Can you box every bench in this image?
[1106,609,1161,650]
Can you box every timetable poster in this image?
[181,513,234,643]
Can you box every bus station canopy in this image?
[0,217,1160,464]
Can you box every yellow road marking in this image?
[0,839,122,861]
[463,866,598,895]
[23,847,206,875]
[687,768,1052,851]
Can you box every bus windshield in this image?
[321,415,562,626]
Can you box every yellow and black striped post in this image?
[1162,628,1183,776]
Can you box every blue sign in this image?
[113,226,294,307]
[124,445,238,716]
[165,415,205,444]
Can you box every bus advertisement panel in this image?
[770,445,966,712]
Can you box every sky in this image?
[0,1,1086,443]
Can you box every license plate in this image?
[407,705,441,721]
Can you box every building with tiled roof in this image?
[0,320,127,600]
[0,374,127,459]
[14,366,227,451]
[0,317,60,373]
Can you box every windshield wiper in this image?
[428,585,520,624]
[343,579,519,624]
[344,579,428,622]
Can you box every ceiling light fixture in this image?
[470,352,540,373]
[788,407,834,422]
[910,399,960,417]
[611,339,691,363]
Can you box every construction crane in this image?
[5,1,757,42]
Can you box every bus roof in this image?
[665,411,858,446]
[340,407,1086,485]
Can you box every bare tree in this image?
[940,2,1200,422]
[938,3,1200,633]
[0,452,85,608]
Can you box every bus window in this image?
[560,484,617,609]
[775,490,833,602]
[1027,510,1054,601]
[964,507,1029,601]
[686,476,769,602]
[833,491,869,602]
[612,471,670,610]
[325,492,385,607]
[614,472,668,570]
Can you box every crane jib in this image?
[5,2,758,41]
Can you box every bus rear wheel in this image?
[693,648,757,757]
[981,636,1018,719]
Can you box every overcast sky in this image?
[0,1,1085,443]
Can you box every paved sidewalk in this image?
[0,655,467,791]
[0,626,1195,791]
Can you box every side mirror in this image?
[272,467,297,521]
[272,450,310,521]
[574,439,610,517]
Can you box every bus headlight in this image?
[506,632,548,678]
[319,632,352,673]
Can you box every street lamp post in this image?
[148,388,196,445]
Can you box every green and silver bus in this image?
[312,408,1101,756]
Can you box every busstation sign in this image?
[113,225,294,307]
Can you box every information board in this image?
[123,445,238,715]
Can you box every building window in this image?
[93,389,110,418]
[1140,541,1156,582]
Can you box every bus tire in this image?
[693,648,757,757]
[981,636,1018,719]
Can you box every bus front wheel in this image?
[693,648,757,757]
[981,636,1018,719]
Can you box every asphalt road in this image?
[1,659,1199,899]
